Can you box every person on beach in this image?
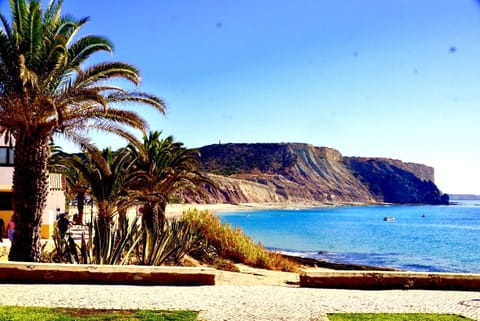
[57,213,71,237]
[56,207,61,219]
[7,216,14,242]
[0,218,4,242]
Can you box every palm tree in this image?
[49,147,89,224]
[68,148,139,264]
[0,1,165,261]
[68,148,137,228]
[129,131,213,231]
[62,166,89,224]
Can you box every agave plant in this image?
[67,215,140,265]
[87,216,141,265]
[136,219,205,266]
[44,227,79,264]
[168,219,206,264]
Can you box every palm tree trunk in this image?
[157,201,167,232]
[142,202,166,232]
[141,203,155,231]
[9,132,50,262]
[76,189,86,224]
[117,207,127,232]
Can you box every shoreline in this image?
[281,254,397,271]
[165,201,371,218]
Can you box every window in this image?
[0,147,14,165]
[0,192,12,210]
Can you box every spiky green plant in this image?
[45,216,141,265]
[88,215,141,265]
[167,219,205,264]
[45,227,79,264]
[135,219,203,266]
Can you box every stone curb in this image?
[300,269,480,291]
[0,262,215,286]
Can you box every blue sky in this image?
[1,1,480,195]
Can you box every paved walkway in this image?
[0,284,479,320]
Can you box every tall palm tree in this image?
[129,131,213,231]
[0,1,165,261]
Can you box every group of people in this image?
[0,209,73,243]
[0,217,15,243]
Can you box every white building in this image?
[0,133,65,239]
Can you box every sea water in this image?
[219,200,480,273]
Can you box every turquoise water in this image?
[219,201,480,273]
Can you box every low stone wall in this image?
[0,262,215,286]
[300,269,480,291]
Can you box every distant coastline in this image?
[449,194,480,200]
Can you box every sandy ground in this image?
[165,202,329,218]
[215,263,302,286]
[166,203,254,218]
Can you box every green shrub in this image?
[183,209,298,272]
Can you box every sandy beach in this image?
[165,202,331,218]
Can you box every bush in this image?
[183,209,298,272]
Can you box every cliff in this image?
[191,143,448,205]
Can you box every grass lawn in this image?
[328,313,474,321]
[0,306,199,321]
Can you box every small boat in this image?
[383,216,395,222]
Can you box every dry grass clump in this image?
[183,209,298,272]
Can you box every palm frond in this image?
[74,62,141,88]
[107,91,166,114]
[24,0,42,65]
[87,121,143,147]
[56,128,95,151]
[43,0,63,26]
[68,35,112,67]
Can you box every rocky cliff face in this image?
[345,158,447,204]
[193,143,448,205]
